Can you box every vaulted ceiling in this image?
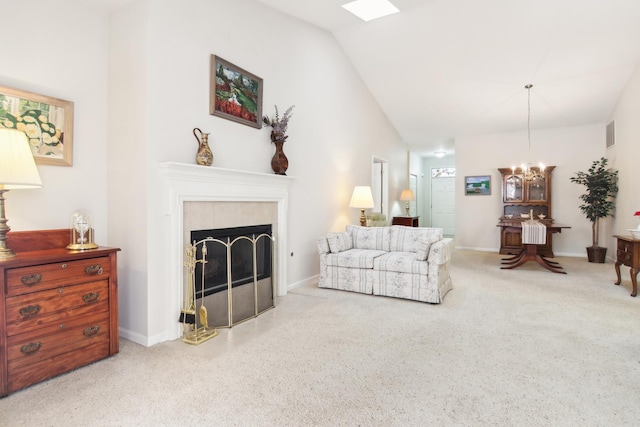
[255,0,640,156]
[90,0,640,157]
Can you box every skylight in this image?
[342,0,399,22]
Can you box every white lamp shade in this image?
[0,128,42,189]
[349,186,375,208]
[400,189,415,201]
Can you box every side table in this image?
[613,235,640,297]
[392,216,419,227]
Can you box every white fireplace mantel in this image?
[158,162,294,341]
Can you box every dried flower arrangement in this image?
[262,105,295,139]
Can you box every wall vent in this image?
[606,120,615,148]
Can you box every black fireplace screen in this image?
[191,224,272,298]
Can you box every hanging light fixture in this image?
[512,84,545,181]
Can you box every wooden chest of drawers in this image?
[1,229,120,397]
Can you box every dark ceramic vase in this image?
[270,132,288,175]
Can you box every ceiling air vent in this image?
[606,120,615,148]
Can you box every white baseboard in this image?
[118,327,151,346]
[455,246,498,253]
[119,326,178,347]
[288,274,318,291]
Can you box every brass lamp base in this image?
[0,189,16,259]
[0,246,16,259]
[359,208,366,226]
[405,201,410,216]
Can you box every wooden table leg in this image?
[501,243,565,273]
[502,252,523,262]
[535,255,566,274]
[502,250,525,265]
[630,268,638,297]
[614,262,622,286]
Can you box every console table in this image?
[392,216,419,227]
[613,235,640,297]
[497,221,570,273]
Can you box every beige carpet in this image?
[2,250,640,426]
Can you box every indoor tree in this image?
[569,157,618,262]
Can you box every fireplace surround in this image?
[159,162,294,341]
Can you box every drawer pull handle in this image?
[82,292,100,303]
[85,265,103,276]
[83,326,100,337]
[21,274,42,286]
[21,342,41,355]
[19,305,41,318]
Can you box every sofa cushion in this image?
[327,232,353,253]
[373,252,429,275]
[389,226,443,260]
[346,225,390,251]
[325,249,387,269]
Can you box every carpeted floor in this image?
[1,249,640,426]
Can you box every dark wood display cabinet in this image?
[0,229,120,397]
[497,166,555,257]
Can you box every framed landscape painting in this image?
[0,85,74,166]
[465,175,491,195]
[210,55,263,129]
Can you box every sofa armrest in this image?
[317,237,330,255]
[427,238,454,265]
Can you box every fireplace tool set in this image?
[180,241,218,344]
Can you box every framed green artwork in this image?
[465,175,491,195]
[210,55,263,129]
[0,85,74,166]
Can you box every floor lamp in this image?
[0,129,42,259]
[350,186,374,226]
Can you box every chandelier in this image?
[512,84,545,181]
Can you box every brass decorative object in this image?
[193,128,213,166]
[67,210,98,250]
[181,241,217,345]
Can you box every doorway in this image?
[371,156,389,218]
[430,168,455,236]
[409,173,418,217]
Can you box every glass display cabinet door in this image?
[528,176,546,201]
[504,174,524,202]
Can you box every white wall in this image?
[608,61,640,245]
[1,0,109,239]
[108,0,150,343]
[455,124,606,256]
[110,0,408,344]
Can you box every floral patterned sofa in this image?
[317,225,453,303]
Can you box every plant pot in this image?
[586,246,607,263]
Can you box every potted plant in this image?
[569,157,619,263]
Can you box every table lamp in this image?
[0,128,43,258]
[350,186,374,226]
[400,189,415,216]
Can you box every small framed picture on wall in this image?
[464,175,491,195]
